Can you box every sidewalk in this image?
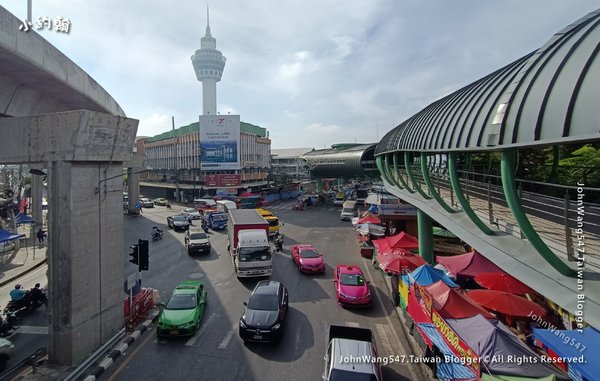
[0,241,47,288]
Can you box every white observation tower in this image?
[191,6,226,115]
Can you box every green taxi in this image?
[157,280,207,337]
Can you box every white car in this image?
[0,338,15,371]
[181,208,202,220]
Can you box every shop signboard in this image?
[378,204,417,216]
[206,174,241,187]
[199,115,241,170]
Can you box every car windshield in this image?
[184,208,195,213]
[239,247,271,262]
[190,232,207,240]
[165,294,196,310]
[211,214,227,221]
[247,293,278,311]
[300,249,320,258]
[329,369,377,381]
[340,273,366,286]
[173,215,187,222]
[267,219,279,227]
[342,208,353,213]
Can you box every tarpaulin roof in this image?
[355,215,382,225]
[403,264,459,288]
[356,223,386,237]
[532,327,600,381]
[387,231,419,250]
[424,281,496,319]
[436,251,504,278]
[15,213,35,225]
[0,229,25,243]
[447,315,569,380]
[417,323,478,381]
[481,375,558,381]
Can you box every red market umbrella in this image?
[356,215,382,225]
[378,253,427,274]
[386,231,419,250]
[466,289,546,318]
[474,272,535,295]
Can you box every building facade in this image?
[271,148,314,181]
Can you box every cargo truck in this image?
[206,211,228,230]
[227,209,272,277]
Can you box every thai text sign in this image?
[205,174,241,187]
[378,204,417,216]
[431,309,480,377]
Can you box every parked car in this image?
[333,265,371,307]
[154,198,168,206]
[291,244,325,273]
[239,280,288,343]
[140,197,154,208]
[167,215,190,231]
[157,281,207,337]
[182,207,202,220]
[185,229,211,255]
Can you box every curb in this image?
[0,258,48,288]
[81,310,159,381]
[377,269,434,381]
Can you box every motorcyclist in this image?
[9,284,26,302]
[30,283,47,305]
[152,226,163,240]
[274,233,284,251]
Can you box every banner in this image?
[431,309,480,377]
[199,115,240,170]
[205,174,241,187]
[378,204,417,216]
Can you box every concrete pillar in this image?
[0,110,138,365]
[47,161,125,364]
[127,170,140,215]
[417,209,434,264]
[315,177,323,192]
[30,165,44,225]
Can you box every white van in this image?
[340,201,358,221]
[216,200,237,213]
[194,198,217,209]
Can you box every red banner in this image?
[206,174,241,187]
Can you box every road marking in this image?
[345,321,360,327]
[186,312,217,346]
[363,263,420,381]
[16,325,48,334]
[218,321,238,349]
[375,323,394,355]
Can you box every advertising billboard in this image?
[199,115,240,170]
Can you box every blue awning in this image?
[418,322,477,380]
[0,230,25,243]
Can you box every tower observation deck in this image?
[191,6,226,115]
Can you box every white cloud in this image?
[1,0,598,149]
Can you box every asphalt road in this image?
[0,263,48,374]
[100,202,427,381]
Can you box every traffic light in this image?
[138,239,149,271]
[129,243,139,265]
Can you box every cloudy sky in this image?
[2,1,598,149]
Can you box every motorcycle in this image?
[274,236,284,252]
[201,220,209,233]
[152,230,163,241]
[166,203,172,210]
[4,287,47,315]
[0,310,22,337]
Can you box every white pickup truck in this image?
[322,325,382,381]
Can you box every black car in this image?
[167,215,190,231]
[239,280,288,343]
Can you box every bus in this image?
[255,208,280,237]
